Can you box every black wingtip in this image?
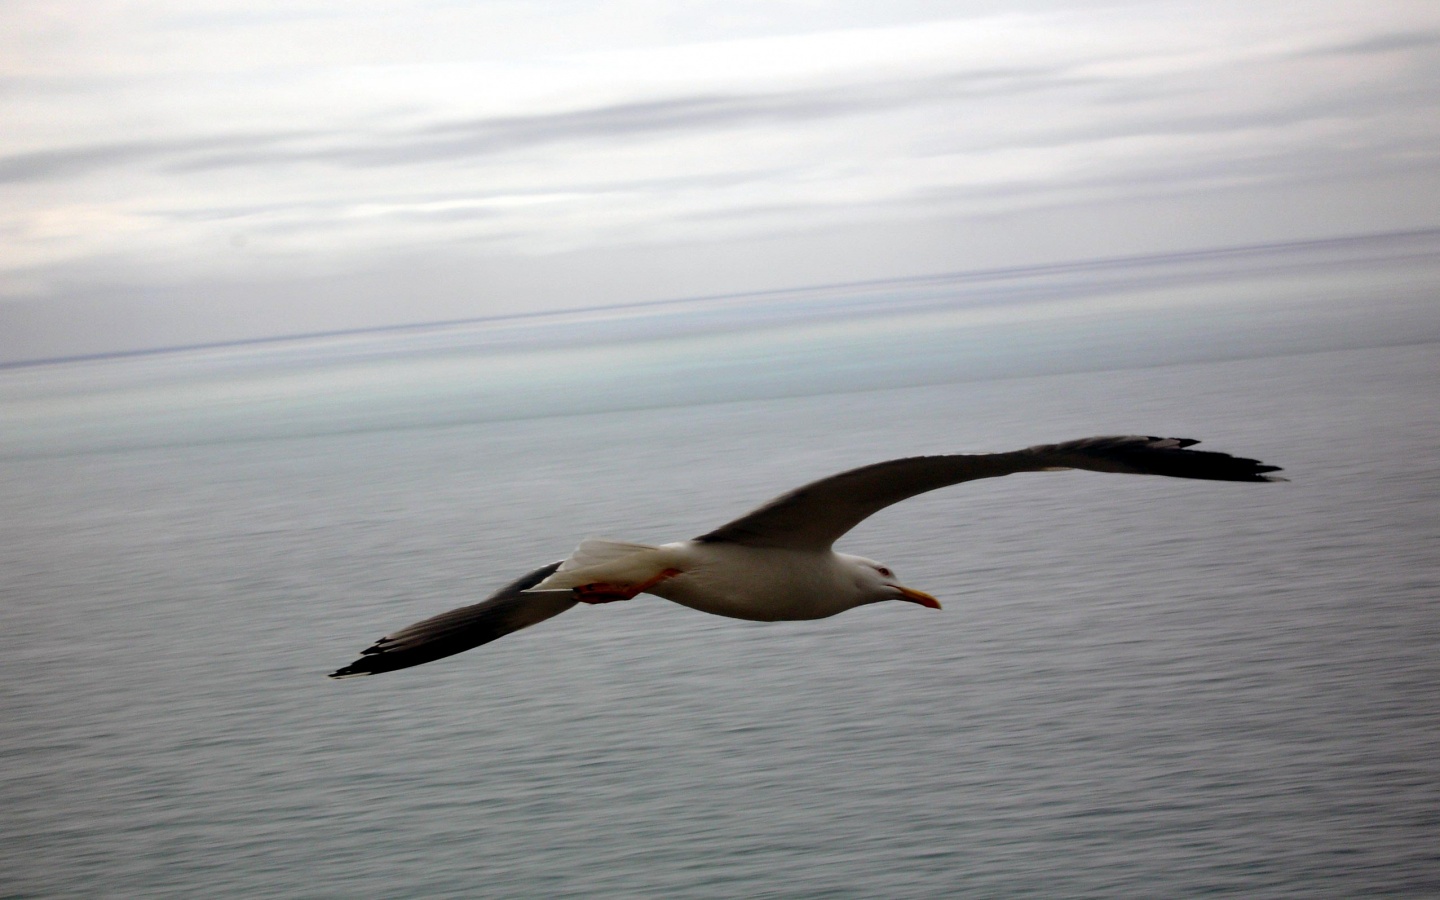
[325,640,387,676]
[327,560,568,680]
[1126,436,1285,482]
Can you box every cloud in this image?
[0,133,305,183]
[0,0,1437,357]
[0,65,1077,183]
[1307,29,1440,57]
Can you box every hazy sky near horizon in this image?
[3,0,1439,359]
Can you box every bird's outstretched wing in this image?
[694,436,1283,552]
[329,561,569,678]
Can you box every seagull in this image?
[330,435,1281,678]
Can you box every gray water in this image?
[3,342,1438,897]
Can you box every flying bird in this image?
[330,435,1281,678]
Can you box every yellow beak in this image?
[895,585,942,609]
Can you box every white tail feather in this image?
[531,538,667,591]
[558,538,660,571]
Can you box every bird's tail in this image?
[528,538,667,591]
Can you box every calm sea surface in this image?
[2,342,1438,897]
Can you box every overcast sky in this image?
[2,0,1438,359]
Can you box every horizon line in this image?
[4,225,1437,370]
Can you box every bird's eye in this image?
[877,566,892,578]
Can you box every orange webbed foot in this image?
[572,583,635,604]
[571,569,682,604]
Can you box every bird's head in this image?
[843,555,942,610]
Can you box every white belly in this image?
[648,542,861,622]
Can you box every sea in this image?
[3,237,1439,897]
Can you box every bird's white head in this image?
[841,554,942,610]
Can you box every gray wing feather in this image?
[329,561,571,678]
[694,435,1282,551]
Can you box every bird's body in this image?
[652,545,902,622]
[331,435,1281,678]
[534,540,909,622]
